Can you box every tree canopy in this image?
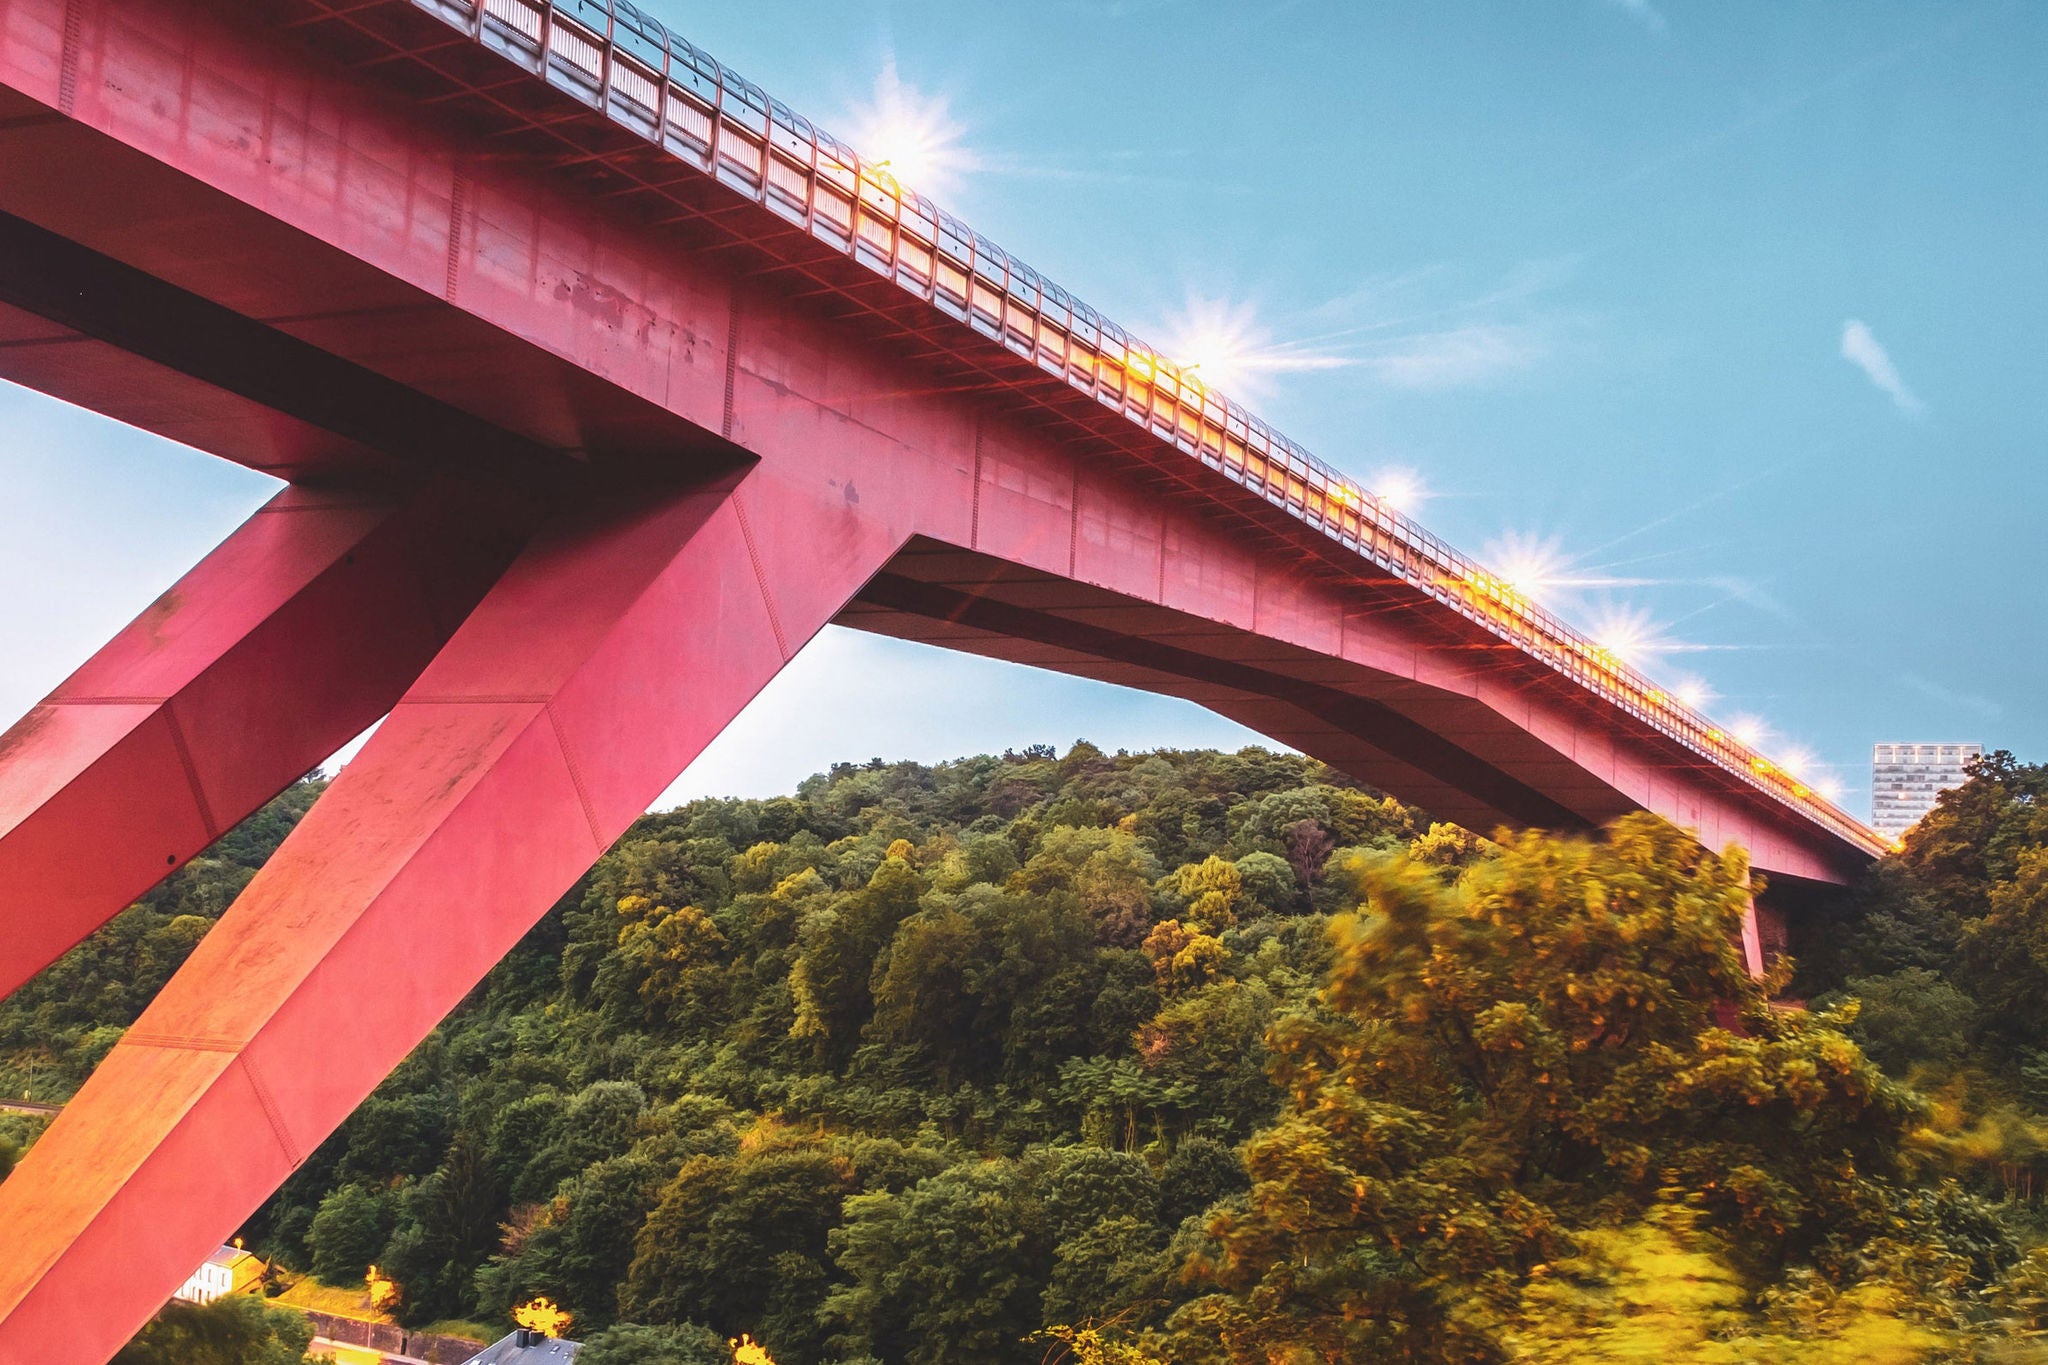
[9,747,2048,1364]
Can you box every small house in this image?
[172,1244,264,1304]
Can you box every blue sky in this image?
[3,0,2042,817]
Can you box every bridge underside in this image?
[849,544,1605,836]
[0,0,1861,1356]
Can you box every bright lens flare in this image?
[1589,605,1659,666]
[1730,716,1768,749]
[1374,468,1425,514]
[1779,747,1814,777]
[1484,532,1566,599]
[1595,629,1642,665]
[843,59,972,199]
[1819,778,1845,803]
[1160,297,1353,402]
[1167,301,1261,395]
[1673,677,1714,710]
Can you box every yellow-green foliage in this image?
[1510,1198,1950,1363]
[36,749,2048,1364]
[1169,855,1245,934]
[1171,815,1943,1364]
[1035,1324,1170,1365]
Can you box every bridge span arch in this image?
[0,0,1879,1355]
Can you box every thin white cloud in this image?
[1698,574,1795,622]
[1357,324,1548,391]
[1283,258,1578,392]
[1899,673,2003,721]
[1301,256,1580,341]
[1841,319,1925,415]
[1603,0,1668,32]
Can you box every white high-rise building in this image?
[1871,742,1982,839]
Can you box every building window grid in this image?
[1870,742,1982,838]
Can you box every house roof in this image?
[201,1246,259,1272]
[462,1331,581,1364]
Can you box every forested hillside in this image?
[8,744,2048,1363]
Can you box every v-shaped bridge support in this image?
[0,480,538,1004]
[0,467,903,1362]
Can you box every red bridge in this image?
[0,0,1886,1356]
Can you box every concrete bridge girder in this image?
[0,0,1861,1355]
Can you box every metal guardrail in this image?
[403,0,1888,857]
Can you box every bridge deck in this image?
[282,0,1882,860]
[0,0,1883,875]
[0,1,1889,1354]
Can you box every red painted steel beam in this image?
[0,21,733,487]
[0,469,901,1362]
[1739,897,1767,979]
[855,571,1588,834]
[0,207,576,486]
[0,479,538,1004]
[0,0,1875,879]
[834,538,1864,885]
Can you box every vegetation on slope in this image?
[6,745,2048,1362]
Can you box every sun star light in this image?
[1589,605,1662,667]
[1374,469,1425,514]
[844,60,972,199]
[1167,303,1261,395]
[1159,297,1353,402]
[1484,533,1567,600]
[1673,677,1713,711]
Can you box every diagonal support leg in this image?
[0,480,536,1002]
[0,470,900,1361]
[1739,895,1767,979]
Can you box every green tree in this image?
[867,904,987,1088]
[1165,857,1244,934]
[1960,846,2048,1052]
[1837,968,1978,1074]
[113,1295,315,1365]
[490,1155,663,1331]
[1812,860,1960,982]
[1230,852,1296,918]
[381,1130,505,1326]
[1172,816,1938,1364]
[823,1157,1054,1365]
[1135,981,1277,1140]
[576,1321,728,1365]
[306,1183,398,1283]
[1042,1215,1168,1328]
[789,857,923,1064]
[1076,834,1162,947]
[1034,1325,1169,1365]
[624,1131,857,1361]
[1902,751,2048,925]
[610,900,729,1028]
[1045,1147,1160,1242]
[1158,1137,1249,1228]
[516,1082,648,1204]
